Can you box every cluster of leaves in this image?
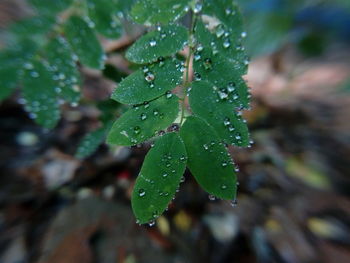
[106,0,252,225]
[0,0,133,129]
[0,0,252,225]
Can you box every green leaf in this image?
[203,0,244,41]
[126,24,188,64]
[75,121,113,159]
[87,0,123,39]
[64,16,105,69]
[46,37,81,104]
[21,59,60,129]
[189,81,250,147]
[0,65,18,101]
[131,0,189,25]
[132,132,187,224]
[194,20,248,76]
[112,58,183,104]
[29,0,73,15]
[107,94,179,146]
[179,116,237,200]
[0,51,21,101]
[0,41,39,102]
[10,16,56,38]
[193,23,250,110]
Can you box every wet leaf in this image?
[21,59,60,129]
[29,0,73,15]
[132,133,187,224]
[179,116,237,199]
[10,15,56,37]
[126,24,188,64]
[87,0,123,39]
[107,95,179,146]
[112,58,183,104]
[46,37,81,104]
[131,0,189,25]
[64,16,105,69]
[189,81,250,147]
[193,23,250,109]
[194,20,248,76]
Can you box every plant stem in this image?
[180,12,198,125]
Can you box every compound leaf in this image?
[132,132,187,224]
[131,0,189,25]
[112,58,183,104]
[87,0,123,39]
[21,59,60,129]
[64,16,105,69]
[46,36,81,104]
[126,24,188,64]
[179,116,237,200]
[29,0,73,15]
[107,94,179,146]
[189,81,250,147]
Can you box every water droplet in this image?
[180,176,185,183]
[194,52,201,61]
[223,39,231,48]
[194,72,201,81]
[218,89,229,100]
[180,155,187,162]
[224,117,231,126]
[145,72,155,82]
[166,91,173,99]
[215,25,225,38]
[196,44,204,52]
[221,185,227,190]
[144,102,150,108]
[193,3,202,14]
[230,199,238,207]
[208,195,216,201]
[134,126,141,134]
[149,39,157,47]
[227,82,236,92]
[30,71,39,78]
[222,161,228,167]
[138,189,146,197]
[162,173,168,178]
[241,32,247,38]
[140,113,147,121]
[148,220,155,227]
[153,109,159,116]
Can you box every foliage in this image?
[0,0,252,224]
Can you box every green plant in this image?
[0,0,251,225]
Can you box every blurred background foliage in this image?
[0,0,350,263]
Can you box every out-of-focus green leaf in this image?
[179,116,237,200]
[46,37,81,104]
[189,81,250,147]
[126,24,188,64]
[107,95,179,146]
[87,0,123,39]
[112,58,183,104]
[132,133,187,224]
[75,121,113,159]
[131,0,190,25]
[29,0,73,15]
[64,16,105,69]
[21,59,60,129]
